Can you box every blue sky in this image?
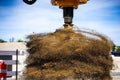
[0,0,120,45]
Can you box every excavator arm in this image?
[51,0,88,9]
[23,0,88,27]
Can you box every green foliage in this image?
[0,39,6,43]
[17,39,25,42]
[116,46,120,52]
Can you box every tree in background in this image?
[0,39,6,43]
[116,46,120,52]
[17,39,26,42]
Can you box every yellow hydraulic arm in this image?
[23,0,88,26]
[51,0,88,9]
[51,0,88,26]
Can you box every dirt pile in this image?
[24,26,113,80]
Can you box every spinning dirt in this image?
[23,26,113,80]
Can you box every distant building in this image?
[0,42,27,78]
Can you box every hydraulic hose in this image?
[23,0,37,5]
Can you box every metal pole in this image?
[16,49,18,80]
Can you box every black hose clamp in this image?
[23,0,37,5]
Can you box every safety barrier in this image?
[0,50,21,80]
[0,60,8,79]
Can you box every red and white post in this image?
[0,60,8,80]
